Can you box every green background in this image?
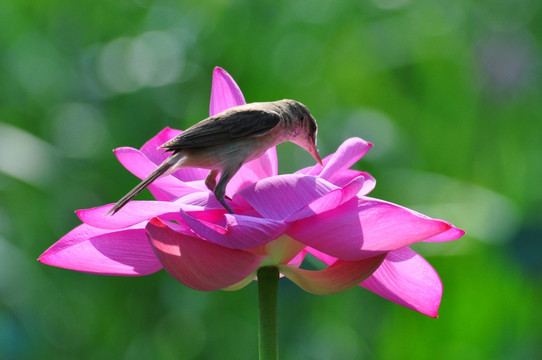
[1,0,541,359]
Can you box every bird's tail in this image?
[107,155,180,215]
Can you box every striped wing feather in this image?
[160,109,281,151]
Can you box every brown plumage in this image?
[108,99,322,215]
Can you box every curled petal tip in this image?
[148,217,165,227]
[112,146,131,155]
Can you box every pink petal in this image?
[355,197,453,249]
[115,146,161,180]
[170,168,211,184]
[176,191,232,209]
[285,175,366,222]
[77,191,233,231]
[287,197,452,260]
[286,248,307,268]
[239,174,338,221]
[76,200,203,230]
[114,147,204,200]
[146,218,263,291]
[226,147,279,195]
[38,224,161,275]
[299,138,372,180]
[179,210,289,249]
[288,199,383,260]
[330,169,375,191]
[140,127,182,164]
[357,172,376,196]
[295,138,375,193]
[296,165,375,194]
[295,157,328,176]
[306,247,338,266]
[118,145,208,186]
[279,253,386,295]
[131,128,210,182]
[319,138,372,182]
[424,226,465,242]
[209,67,246,116]
[360,247,443,317]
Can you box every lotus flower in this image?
[39,67,464,317]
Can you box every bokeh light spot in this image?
[50,103,108,158]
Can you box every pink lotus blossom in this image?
[39,67,464,317]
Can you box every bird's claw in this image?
[218,198,235,214]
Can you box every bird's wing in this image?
[160,109,281,150]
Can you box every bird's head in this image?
[285,100,323,167]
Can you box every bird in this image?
[107,99,323,215]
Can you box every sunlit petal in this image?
[76,200,203,230]
[299,138,372,179]
[361,247,443,317]
[39,223,161,276]
[140,127,182,164]
[114,147,203,200]
[209,66,246,116]
[288,197,453,260]
[239,174,337,220]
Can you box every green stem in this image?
[257,266,279,360]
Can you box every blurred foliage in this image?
[1,0,542,359]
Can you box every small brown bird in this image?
[108,99,323,215]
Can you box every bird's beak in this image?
[308,141,323,167]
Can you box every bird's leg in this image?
[204,170,218,191]
[213,164,242,214]
[206,169,233,205]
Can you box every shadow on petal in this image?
[279,253,386,295]
[146,217,264,291]
[180,209,289,249]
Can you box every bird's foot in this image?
[218,198,235,214]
